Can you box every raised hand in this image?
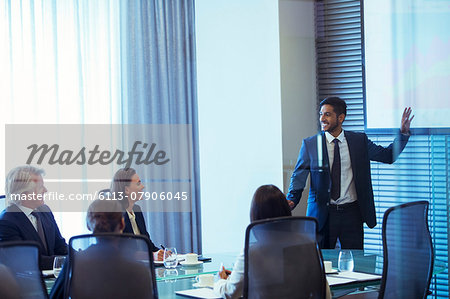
[400,107,414,134]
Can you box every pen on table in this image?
[160,244,166,250]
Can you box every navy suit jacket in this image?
[287,131,409,231]
[0,204,68,269]
[123,205,159,252]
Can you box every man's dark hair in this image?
[319,97,347,116]
[250,185,291,222]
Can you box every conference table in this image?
[155,250,382,298]
[45,249,446,298]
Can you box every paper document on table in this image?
[175,288,221,299]
[327,276,356,286]
[334,271,381,281]
[327,271,381,286]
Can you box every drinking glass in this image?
[53,256,66,278]
[338,250,354,272]
[163,247,178,268]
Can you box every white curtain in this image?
[1,0,201,252]
[120,0,201,253]
[0,0,122,237]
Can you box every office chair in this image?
[0,241,48,299]
[65,233,158,299]
[378,201,434,299]
[342,201,434,299]
[243,216,326,299]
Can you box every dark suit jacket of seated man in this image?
[287,97,414,249]
[0,166,67,269]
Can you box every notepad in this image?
[175,288,221,299]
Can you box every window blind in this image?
[314,0,449,297]
[315,0,364,132]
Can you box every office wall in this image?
[196,0,284,253]
[279,0,317,216]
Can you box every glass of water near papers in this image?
[163,247,178,268]
[53,256,66,278]
[338,250,354,272]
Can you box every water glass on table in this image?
[163,247,178,268]
[338,250,354,272]
[53,256,66,278]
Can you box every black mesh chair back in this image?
[244,216,326,299]
[66,233,158,299]
[378,201,433,299]
[0,241,48,299]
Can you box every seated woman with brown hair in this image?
[111,167,164,261]
[213,184,331,299]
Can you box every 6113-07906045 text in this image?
[100,191,188,201]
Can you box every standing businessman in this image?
[287,97,414,249]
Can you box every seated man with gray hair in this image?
[0,165,67,270]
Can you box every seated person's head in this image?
[73,200,153,299]
[86,199,125,233]
[110,167,143,210]
[250,185,291,222]
[5,165,47,209]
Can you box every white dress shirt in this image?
[213,248,332,299]
[325,130,357,205]
[214,249,245,299]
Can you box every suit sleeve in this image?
[286,140,311,206]
[143,223,159,253]
[0,218,62,270]
[38,205,68,256]
[40,210,68,270]
[148,238,159,253]
[49,213,68,256]
[0,220,23,242]
[135,206,159,252]
[367,131,410,164]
